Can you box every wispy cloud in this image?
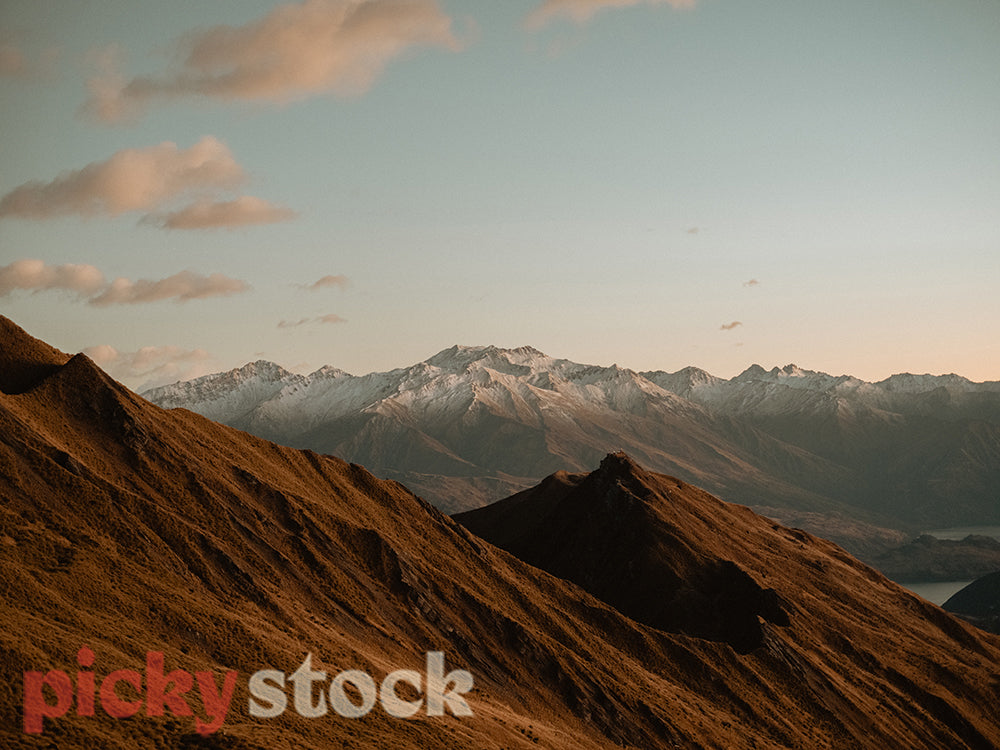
[0,136,293,229]
[720,321,742,331]
[0,43,27,77]
[0,259,106,298]
[148,196,296,230]
[0,137,243,219]
[743,279,760,287]
[85,344,214,390]
[0,42,60,81]
[526,0,695,30]
[316,313,346,324]
[83,0,461,124]
[81,44,131,123]
[0,259,249,306]
[278,313,347,328]
[300,274,350,291]
[90,271,249,306]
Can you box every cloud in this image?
[317,313,346,324]
[278,313,347,328]
[301,274,350,291]
[0,43,27,77]
[0,136,245,219]
[0,259,250,307]
[526,0,695,30]
[720,321,742,331]
[0,259,106,298]
[149,196,297,230]
[81,44,135,123]
[84,0,461,124]
[0,42,60,81]
[89,270,250,306]
[85,344,214,390]
[743,279,760,287]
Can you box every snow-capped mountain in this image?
[143,347,1000,541]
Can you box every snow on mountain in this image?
[877,372,979,393]
[142,347,1000,527]
[641,366,723,398]
[143,347,1000,438]
[145,360,302,425]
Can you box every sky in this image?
[1,0,999,390]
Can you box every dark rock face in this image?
[456,452,794,653]
[663,559,790,654]
[0,316,70,394]
[944,572,1000,634]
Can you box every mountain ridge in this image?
[142,345,1000,551]
[5,316,1000,748]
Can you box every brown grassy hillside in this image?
[2,315,999,749]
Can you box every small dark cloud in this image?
[686,227,699,234]
[278,313,346,329]
[743,279,760,287]
[720,321,742,331]
[299,275,350,291]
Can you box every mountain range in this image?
[144,345,1000,557]
[4,315,1000,748]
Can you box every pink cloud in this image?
[151,196,297,230]
[317,313,346,324]
[303,274,350,291]
[85,0,461,123]
[0,43,27,77]
[0,137,245,219]
[526,0,695,30]
[81,44,134,123]
[89,270,249,306]
[85,344,215,390]
[278,313,347,328]
[0,259,249,307]
[720,321,742,331]
[0,259,106,297]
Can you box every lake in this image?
[901,525,1000,605]
[902,580,974,606]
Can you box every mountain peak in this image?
[597,450,644,478]
[878,372,973,393]
[425,344,551,373]
[308,364,350,379]
[235,360,291,380]
[0,316,71,395]
[459,454,791,653]
[735,364,768,381]
[641,365,722,395]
